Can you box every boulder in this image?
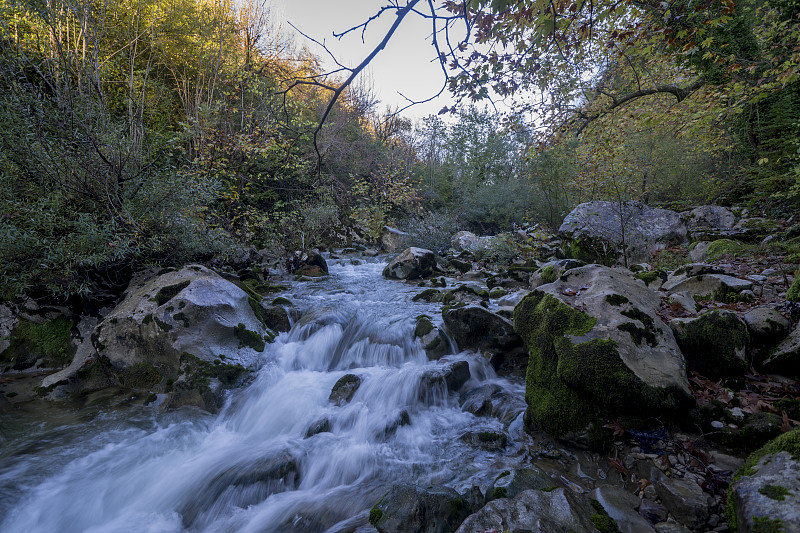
[419,360,471,399]
[761,324,800,377]
[559,201,687,265]
[729,429,800,533]
[670,310,750,378]
[459,384,521,424]
[662,273,753,302]
[683,205,736,233]
[294,250,328,277]
[744,307,791,345]
[380,226,409,253]
[369,484,471,533]
[450,231,481,252]
[383,248,437,280]
[442,305,521,355]
[93,265,269,374]
[455,488,603,533]
[689,242,711,262]
[414,315,450,360]
[513,265,691,436]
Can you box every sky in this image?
[270,0,459,122]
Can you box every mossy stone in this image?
[152,281,191,306]
[787,270,800,302]
[1,317,74,370]
[233,323,265,351]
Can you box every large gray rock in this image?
[380,226,409,253]
[744,306,791,344]
[683,205,736,231]
[455,488,602,533]
[730,431,800,533]
[670,310,750,378]
[369,484,471,533]
[93,265,268,375]
[513,265,691,436]
[442,305,521,355]
[559,201,687,265]
[383,247,437,280]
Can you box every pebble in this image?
[761,268,779,276]
[729,407,744,420]
[711,421,724,429]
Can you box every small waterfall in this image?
[0,257,529,533]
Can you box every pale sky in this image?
[270,0,458,121]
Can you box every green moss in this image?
[414,316,435,339]
[751,517,786,533]
[590,499,621,533]
[247,297,267,328]
[120,363,163,389]
[540,265,557,284]
[1,317,74,369]
[490,487,507,500]
[233,323,265,351]
[706,239,753,262]
[633,270,665,286]
[271,297,292,305]
[154,317,173,332]
[514,291,688,437]
[675,310,749,378]
[787,270,800,302]
[605,294,630,306]
[369,506,383,525]
[759,484,791,501]
[412,289,442,303]
[152,281,190,306]
[142,313,154,325]
[618,308,657,347]
[489,288,507,298]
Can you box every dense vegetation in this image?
[1,0,798,301]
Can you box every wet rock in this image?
[729,429,800,533]
[381,409,411,439]
[369,483,471,533]
[761,323,800,378]
[330,374,362,406]
[559,201,687,265]
[744,306,791,345]
[420,360,471,399]
[654,476,709,529]
[294,251,328,277]
[670,310,750,378]
[455,488,602,533]
[442,305,521,356]
[459,384,519,423]
[487,468,559,500]
[260,305,292,333]
[305,418,331,438]
[383,248,437,280]
[459,430,508,451]
[591,486,656,533]
[513,265,691,437]
[414,316,450,360]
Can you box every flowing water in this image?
[0,255,577,533]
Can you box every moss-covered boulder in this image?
[727,428,800,533]
[0,316,74,371]
[513,265,691,437]
[662,273,753,303]
[443,305,524,373]
[383,247,437,280]
[329,373,362,406]
[787,270,800,302]
[370,483,472,533]
[414,315,450,360]
[670,310,750,378]
[559,201,687,265]
[529,259,585,289]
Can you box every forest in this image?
[1,0,798,301]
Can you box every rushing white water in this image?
[0,256,530,533]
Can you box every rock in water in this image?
[559,201,686,265]
[369,483,471,533]
[382,247,437,280]
[513,264,691,436]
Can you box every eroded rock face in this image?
[559,201,687,265]
[93,265,269,375]
[382,247,437,280]
[455,488,601,533]
[513,264,691,436]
